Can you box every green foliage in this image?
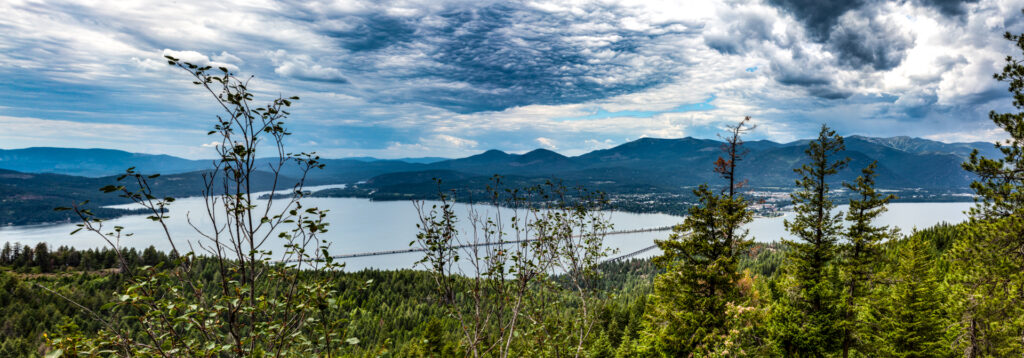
[414,177,615,358]
[875,234,948,357]
[0,270,124,357]
[770,124,848,356]
[945,21,1024,357]
[942,218,1024,356]
[839,161,897,357]
[638,118,756,356]
[40,58,355,357]
[962,29,1024,222]
[640,184,753,356]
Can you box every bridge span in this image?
[319,225,676,261]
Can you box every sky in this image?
[1,0,1023,159]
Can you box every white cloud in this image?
[377,134,481,158]
[923,126,1010,143]
[535,137,557,149]
[267,50,348,83]
[162,49,240,72]
[426,134,478,149]
[582,138,615,151]
[212,51,243,64]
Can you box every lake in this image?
[0,190,974,271]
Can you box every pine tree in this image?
[639,118,755,356]
[770,124,849,356]
[962,29,1024,223]
[840,161,896,357]
[879,236,947,357]
[949,23,1024,356]
[0,242,10,265]
[33,242,51,273]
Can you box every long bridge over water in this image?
[322,225,676,262]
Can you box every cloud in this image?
[267,50,348,83]
[923,126,1008,143]
[212,51,243,64]
[293,2,695,113]
[379,133,480,157]
[917,0,980,17]
[0,0,1021,159]
[765,0,867,41]
[827,7,914,70]
[535,137,557,149]
[583,138,616,151]
[427,134,478,149]
[162,49,240,72]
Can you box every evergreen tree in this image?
[33,242,51,273]
[1,242,10,265]
[141,246,161,267]
[770,124,848,356]
[840,161,896,357]
[17,246,32,269]
[639,118,755,355]
[587,331,615,358]
[879,236,947,357]
[949,23,1024,355]
[962,27,1024,222]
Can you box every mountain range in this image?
[0,135,1000,225]
[0,135,1002,191]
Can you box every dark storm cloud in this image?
[761,0,914,72]
[766,0,868,40]
[771,60,852,99]
[918,0,980,17]
[827,11,914,70]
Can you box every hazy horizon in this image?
[0,132,1001,161]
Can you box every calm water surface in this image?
[0,192,973,271]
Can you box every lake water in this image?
[0,190,974,271]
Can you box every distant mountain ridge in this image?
[0,136,1002,225]
[0,147,448,178]
[0,136,1004,190]
[0,147,211,178]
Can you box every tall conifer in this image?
[949,22,1024,355]
[639,117,755,355]
[770,124,848,356]
[840,162,896,357]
